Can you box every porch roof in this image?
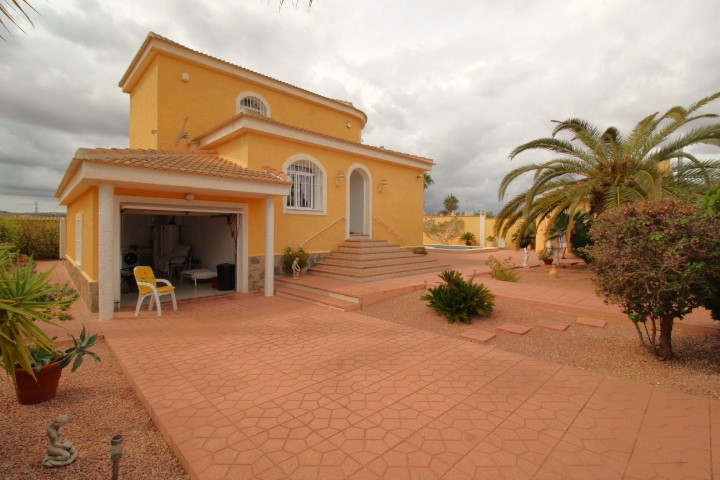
[55,148,291,205]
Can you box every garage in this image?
[119,206,242,309]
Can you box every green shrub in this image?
[0,217,19,246]
[589,198,720,359]
[0,216,59,259]
[459,232,477,245]
[485,256,519,282]
[412,246,428,255]
[421,269,495,323]
[283,246,310,273]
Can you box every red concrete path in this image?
[38,256,720,478]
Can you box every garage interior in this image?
[119,210,240,309]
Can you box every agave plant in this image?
[0,244,97,385]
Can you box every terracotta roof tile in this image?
[74,148,290,184]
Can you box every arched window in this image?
[286,159,324,211]
[237,95,268,116]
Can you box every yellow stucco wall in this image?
[215,132,426,253]
[129,60,159,149]
[129,54,363,150]
[65,187,98,279]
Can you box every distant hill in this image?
[0,211,66,218]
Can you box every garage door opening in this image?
[119,209,240,308]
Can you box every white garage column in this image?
[264,197,275,296]
[98,183,115,320]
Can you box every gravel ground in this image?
[0,342,188,480]
[360,265,720,400]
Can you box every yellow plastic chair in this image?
[133,266,178,316]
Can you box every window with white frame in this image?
[237,95,268,116]
[286,159,324,211]
[75,213,83,267]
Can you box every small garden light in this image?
[110,434,123,480]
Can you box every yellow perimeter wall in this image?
[422,215,522,249]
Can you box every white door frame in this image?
[346,164,372,238]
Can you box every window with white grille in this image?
[238,95,268,116]
[286,160,324,211]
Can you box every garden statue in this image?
[549,264,558,279]
[522,246,530,268]
[43,415,78,467]
[291,256,301,279]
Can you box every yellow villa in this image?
[55,33,434,319]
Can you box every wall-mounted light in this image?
[379,179,389,192]
[181,72,190,82]
[336,171,345,186]
[416,174,423,179]
[185,193,195,201]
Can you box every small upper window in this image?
[238,95,268,116]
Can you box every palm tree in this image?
[496,92,720,240]
[443,194,459,214]
[423,173,434,190]
[0,0,36,38]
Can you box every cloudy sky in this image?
[1,0,718,214]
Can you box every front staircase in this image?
[274,237,448,310]
[310,237,444,282]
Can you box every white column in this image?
[98,183,115,320]
[58,218,66,259]
[479,211,487,247]
[264,197,275,296]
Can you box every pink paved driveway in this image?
[102,294,720,480]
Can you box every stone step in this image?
[274,285,360,311]
[309,263,450,282]
[274,278,360,304]
[344,238,389,246]
[335,245,402,254]
[328,251,417,260]
[313,258,439,275]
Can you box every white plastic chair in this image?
[133,266,178,316]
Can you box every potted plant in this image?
[537,248,554,265]
[0,245,100,404]
[485,235,496,247]
[459,232,477,246]
[283,246,310,276]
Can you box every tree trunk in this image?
[657,317,674,360]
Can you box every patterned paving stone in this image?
[575,317,608,328]
[95,290,719,480]
[537,320,570,331]
[459,329,497,343]
[497,323,533,335]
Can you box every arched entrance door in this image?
[348,167,370,236]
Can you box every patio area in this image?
[27,254,720,478]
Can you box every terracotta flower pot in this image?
[14,360,63,405]
[542,258,554,265]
